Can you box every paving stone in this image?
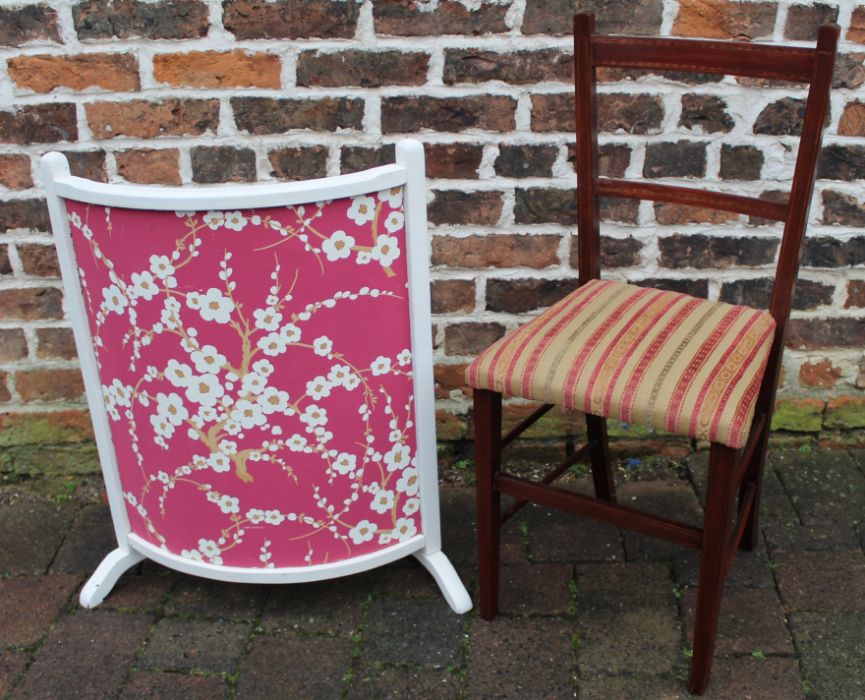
[138,618,252,673]
[771,450,865,526]
[790,611,865,698]
[0,574,80,647]
[361,597,463,668]
[100,571,177,611]
[261,575,368,634]
[467,617,575,698]
[12,610,150,698]
[371,556,471,601]
[496,562,573,615]
[576,563,682,676]
[764,521,861,552]
[774,550,865,611]
[236,634,351,699]
[0,491,75,575]
[681,587,794,655]
[524,504,624,562]
[703,656,805,700]
[0,650,27,696]
[578,675,688,699]
[673,545,775,588]
[346,666,460,699]
[619,480,702,561]
[165,578,267,621]
[119,671,229,699]
[50,503,115,574]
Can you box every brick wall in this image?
[1,0,864,469]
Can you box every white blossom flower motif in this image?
[343,373,361,391]
[242,372,267,396]
[223,211,247,231]
[396,467,419,496]
[384,443,412,472]
[370,356,391,376]
[253,359,274,377]
[397,349,412,366]
[207,452,231,473]
[378,186,403,208]
[130,271,159,301]
[149,413,175,440]
[231,399,266,430]
[191,345,226,375]
[394,517,417,541]
[257,387,290,415]
[69,212,82,228]
[349,519,377,545]
[109,378,133,408]
[370,489,395,514]
[149,254,175,280]
[356,250,372,265]
[333,452,357,475]
[185,373,225,407]
[347,195,376,226]
[203,211,224,230]
[181,549,203,561]
[246,509,265,524]
[196,288,234,324]
[383,210,405,234]
[327,364,352,387]
[161,297,182,328]
[192,454,208,468]
[156,392,188,426]
[218,439,237,455]
[264,510,285,525]
[218,495,239,514]
[321,230,356,261]
[287,434,307,452]
[305,375,332,401]
[186,291,201,310]
[253,307,282,332]
[280,323,301,343]
[102,284,128,314]
[198,538,223,564]
[165,359,193,387]
[224,419,242,436]
[257,332,287,356]
[403,498,420,515]
[313,336,333,357]
[370,234,400,268]
[300,405,328,428]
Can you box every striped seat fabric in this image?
[466,279,776,449]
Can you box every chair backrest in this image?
[573,12,838,417]
[41,140,440,573]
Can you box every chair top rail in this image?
[595,177,789,222]
[47,156,408,211]
[592,35,817,83]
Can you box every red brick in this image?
[787,318,865,349]
[0,199,49,232]
[431,279,475,314]
[66,150,107,182]
[847,280,865,308]
[0,288,64,320]
[432,234,560,269]
[191,146,256,184]
[340,145,396,174]
[487,278,579,313]
[233,97,363,134]
[373,0,508,36]
[115,149,181,185]
[0,246,11,276]
[434,363,471,399]
[495,144,558,178]
[0,372,10,402]
[0,103,77,144]
[655,203,737,225]
[850,7,865,44]
[799,359,842,389]
[18,243,60,277]
[0,155,33,189]
[838,101,865,136]
[16,369,85,402]
[0,329,28,361]
[444,322,505,356]
[673,0,777,40]
[36,328,78,360]
[822,191,865,227]
[8,54,139,93]
[523,0,663,36]
[73,0,208,40]
[784,2,838,41]
[0,5,60,46]
[443,49,572,85]
[224,0,359,40]
[268,146,328,181]
[154,50,281,89]
[381,96,515,134]
[428,190,502,226]
[425,144,483,179]
[530,93,573,133]
[86,99,219,139]
[297,50,428,87]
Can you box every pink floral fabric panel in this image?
[64,188,424,568]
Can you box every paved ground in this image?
[1,447,864,699]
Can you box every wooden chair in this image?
[466,14,838,695]
[41,140,471,614]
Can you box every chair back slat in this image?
[595,178,789,222]
[592,35,816,82]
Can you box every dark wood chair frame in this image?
[474,14,839,695]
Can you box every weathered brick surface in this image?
[432,234,560,269]
[0,104,77,144]
[86,99,219,139]
[680,94,734,133]
[66,150,108,181]
[444,322,505,356]
[785,2,839,41]
[115,148,181,185]
[426,143,483,179]
[818,144,865,180]
[154,50,281,88]
[373,0,509,36]
[0,199,49,232]
[0,288,63,320]
[18,244,60,277]
[0,574,80,646]
[719,277,833,310]
[0,5,60,46]
[74,0,208,40]
[754,98,807,136]
[0,155,33,189]
[524,0,663,36]
[659,235,777,269]
[298,50,428,87]
[15,369,85,402]
[720,144,763,180]
[430,279,475,314]
[487,278,579,313]
[268,146,328,181]
[191,146,256,183]
[233,97,363,134]
[673,0,777,39]
[8,54,139,93]
[444,49,572,85]
[382,96,515,133]
[0,329,28,362]
[644,141,707,178]
[224,0,358,40]
[428,190,502,226]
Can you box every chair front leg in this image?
[585,413,616,502]
[474,389,502,620]
[689,442,740,695]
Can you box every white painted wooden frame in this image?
[41,139,471,614]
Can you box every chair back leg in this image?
[474,389,503,620]
[689,442,740,694]
[737,428,770,551]
[585,414,616,501]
